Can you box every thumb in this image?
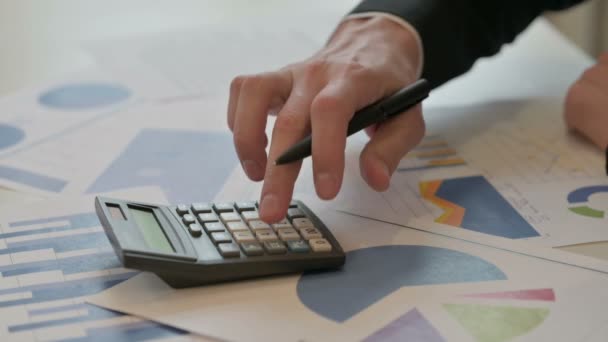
[359,105,425,191]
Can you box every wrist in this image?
[329,15,423,80]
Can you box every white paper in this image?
[335,99,608,247]
[88,198,608,341]
[0,187,208,341]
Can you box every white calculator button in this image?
[300,227,323,240]
[226,221,249,232]
[291,218,314,230]
[233,231,256,243]
[241,211,260,222]
[220,212,241,222]
[278,228,300,241]
[255,229,278,242]
[271,222,293,231]
[249,220,271,231]
[287,208,305,219]
[309,238,332,253]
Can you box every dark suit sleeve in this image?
[350,0,586,88]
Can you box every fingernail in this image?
[242,160,263,179]
[260,194,279,220]
[316,172,337,199]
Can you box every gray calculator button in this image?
[191,203,212,213]
[204,221,225,233]
[263,241,287,254]
[182,214,196,225]
[227,221,249,232]
[220,212,241,222]
[255,229,278,242]
[233,230,256,243]
[236,201,257,212]
[218,243,241,258]
[287,240,310,253]
[188,223,203,237]
[301,227,323,240]
[211,232,232,244]
[289,201,298,208]
[249,220,271,231]
[278,228,301,241]
[287,208,305,219]
[310,238,332,252]
[176,204,190,215]
[214,203,235,213]
[292,218,314,230]
[198,213,218,223]
[242,211,260,222]
[241,242,264,256]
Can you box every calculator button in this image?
[271,222,293,231]
[220,212,241,222]
[287,208,305,219]
[300,227,323,240]
[278,228,301,241]
[309,238,332,253]
[256,229,278,242]
[214,203,235,213]
[263,241,287,255]
[291,218,314,230]
[182,214,196,226]
[287,240,310,253]
[198,213,218,223]
[233,231,256,243]
[226,221,249,232]
[204,221,225,233]
[218,243,241,258]
[241,211,260,222]
[236,201,257,212]
[289,201,298,208]
[249,220,271,231]
[241,242,264,256]
[188,223,203,237]
[176,204,190,215]
[211,232,232,244]
[191,203,212,214]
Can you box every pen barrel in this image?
[346,79,430,136]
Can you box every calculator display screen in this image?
[129,207,175,253]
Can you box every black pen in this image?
[275,79,431,165]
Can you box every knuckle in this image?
[240,74,266,91]
[302,59,328,79]
[230,75,245,93]
[274,113,304,133]
[310,94,350,120]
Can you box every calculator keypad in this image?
[174,201,336,258]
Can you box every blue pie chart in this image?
[0,124,25,150]
[297,245,506,322]
[39,83,131,110]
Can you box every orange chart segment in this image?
[419,176,540,239]
[420,180,465,226]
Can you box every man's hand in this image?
[565,53,608,150]
[228,17,424,222]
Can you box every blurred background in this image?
[0,0,605,96]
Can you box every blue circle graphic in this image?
[0,124,25,150]
[39,83,131,110]
[297,245,506,322]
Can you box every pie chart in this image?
[297,245,506,322]
[39,83,131,110]
[0,124,25,150]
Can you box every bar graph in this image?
[0,212,189,341]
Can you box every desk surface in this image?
[0,0,605,259]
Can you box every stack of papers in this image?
[0,11,607,342]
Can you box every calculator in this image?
[94,197,345,288]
